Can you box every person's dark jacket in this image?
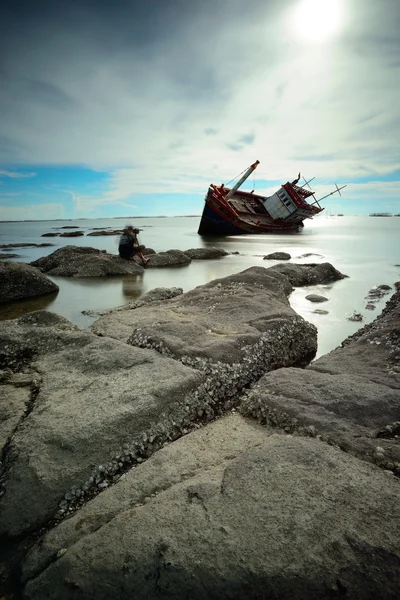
[119,232,137,258]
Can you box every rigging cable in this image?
[226,166,249,186]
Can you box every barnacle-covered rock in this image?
[240,291,400,472]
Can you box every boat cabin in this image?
[263,182,321,222]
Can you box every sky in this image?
[0,0,399,220]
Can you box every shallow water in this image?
[1,215,399,358]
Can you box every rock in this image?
[23,416,400,600]
[0,253,20,259]
[131,286,183,304]
[86,230,123,236]
[296,253,324,258]
[364,285,392,311]
[0,312,204,535]
[18,310,79,330]
[30,246,144,277]
[145,249,191,268]
[0,262,59,304]
[266,262,347,286]
[347,311,363,322]
[305,294,329,303]
[0,384,31,451]
[183,248,229,260]
[312,309,329,315]
[240,290,400,471]
[263,251,291,260]
[92,266,317,366]
[41,233,59,237]
[59,231,85,237]
[57,226,80,229]
[395,281,400,291]
[84,288,184,317]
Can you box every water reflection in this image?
[122,275,144,300]
[0,291,59,322]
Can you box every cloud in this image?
[255,180,400,206]
[0,0,399,208]
[0,170,36,178]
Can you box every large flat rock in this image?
[0,261,59,304]
[0,312,204,536]
[23,415,400,600]
[240,291,400,471]
[92,266,317,366]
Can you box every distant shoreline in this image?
[0,215,201,223]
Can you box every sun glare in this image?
[291,0,344,42]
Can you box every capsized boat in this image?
[198,160,346,235]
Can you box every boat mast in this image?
[225,160,260,200]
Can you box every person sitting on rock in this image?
[118,226,150,265]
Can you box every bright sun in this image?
[291,0,344,42]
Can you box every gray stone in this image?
[0,384,31,451]
[267,262,347,286]
[347,311,363,321]
[41,233,59,237]
[30,246,144,277]
[83,288,184,318]
[86,230,123,236]
[23,416,400,600]
[263,251,291,260]
[312,309,329,315]
[0,313,204,535]
[145,249,191,268]
[240,291,400,471]
[183,248,229,260]
[365,285,392,303]
[305,294,329,303]
[59,231,85,237]
[92,266,317,366]
[0,262,59,304]
[296,253,324,258]
[0,253,20,259]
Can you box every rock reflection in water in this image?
[0,292,59,322]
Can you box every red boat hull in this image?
[198,187,304,236]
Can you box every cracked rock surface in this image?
[23,415,400,600]
[240,291,400,472]
[0,268,319,538]
[0,313,204,536]
[3,265,399,600]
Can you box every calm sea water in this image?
[1,215,399,358]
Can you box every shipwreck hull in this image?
[197,192,302,236]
